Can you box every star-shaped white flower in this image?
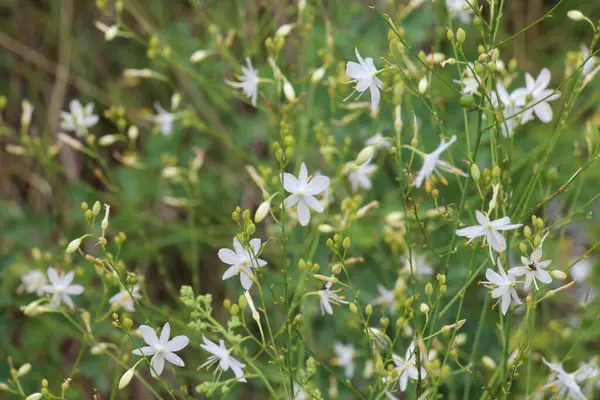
[412,135,466,189]
[21,269,47,296]
[371,284,396,315]
[319,280,349,316]
[456,210,522,257]
[41,268,84,309]
[541,358,587,400]
[132,322,189,377]
[511,68,560,123]
[109,284,142,312]
[282,163,330,226]
[348,159,377,192]
[345,48,383,113]
[446,0,473,24]
[153,102,174,136]
[60,99,99,137]
[481,259,521,315]
[491,82,523,137]
[219,237,267,290]
[508,247,552,291]
[333,342,356,379]
[391,341,427,392]
[454,63,480,94]
[226,58,260,107]
[365,133,392,150]
[200,335,246,382]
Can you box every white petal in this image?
[369,83,381,111]
[486,229,507,252]
[249,238,261,255]
[167,335,190,352]
[535,68,551,90]
[305,175,330,195]
[132,346,156,356]
[475,210,489,226]
[138,325,160,347]
[222,265,240,281]
[297,200,311,226]
[298,163,308,184]
[47,268,60,286]
[240,268,254,290]
[282,173,300,193]
[534,102,553,123]
[218,249,239,265]
[485,269,504,286]
[150,353,165,377]
[455,225,485,239]
[232,237,244,255]
[501,291,511,315]
[65,284,84,295]
[163,351,185,367]
[160,323,171,344]
[303,195,324,213]
[62,271,75,286]
[284,194,300,208]
[535,268,553,284]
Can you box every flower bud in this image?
[275,23,295,37]
[481,356,497,370]
[425,282,433,297]
[311,67,326,84]
[0,383,8,391]
[418,77,428,94]
[349,302,358,314]
[331,263,342,275]
[66,237,83,254]
[101,204,110,230]
[446,28,454,43]
[419,303,430,314]
[355,145,375,166]
[254,200,271,223]
[567,10,584,21]
[460,94,475,108]
[365,304,373,316]
[17,364,31,377]
[343,237,351,249]
[119,367,135,390]
[99,135,120,146]
[190,49,212,63]
[534,235,541,248]
[456,28,466,44]
[550,270,567,280]
[230,304,240,315]
[470,163,480,181]
[283,81,296,102]
[519,242,528,254]
[524,226,532,239]
[26,394,43,400]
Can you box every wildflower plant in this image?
[1,1,600,399]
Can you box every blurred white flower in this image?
[371,284,395,314]
[509,247,552,291]
[190,49,213,63]
[569,257,592,281]
[200,335,246,382]
[219,237,267,290]
[391,341,427,392]
[401,254,434,279]
[456,210,522,256]
[365,133,392,150]
[132,322,189,377]
[541,358,587,400]
[481,259,521,315]
[491,82,522,137]
[446,0,473,24]
[333,342,356,379]
[454,63,480,94]
[41,268,84,309]
[345,48,383,113]
[226,58,259,107]
[282,163,330,226]
[511,68,560,123]
[319,280,349,315]
[153,102,174,136]
[581,44,598,77]
[412,135,466,189]
[348,159,377,192]
[60,100,99,137]
[21,270,47,296]
[109,285,142,312]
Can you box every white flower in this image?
[412,135,466,189]
[21,270,47,296]
[492,82,523,137]
[511,68,560,123]
[226,58,259,107]
[41,268,84,309]
[569,257,592,281]
[294,386,307,400]
[446,0,473,24]
[509,247,552,291]
[345,48,383,113]
[348,160,377,192]
[541,358,587,400]
[153,102,174,136]
[581,44,599,77]
[371,284,395,314]
[456,210,522,256]
[219,237,267,290]
[109,285,142,312]
[365,133,392,150]
[333,342,356,379]
[132,322,189,377]
[401,254,434,279]
[319,280,349,315]
[200,335,246,382]
[60,100,99,137]
[454,63,480,94]
[481,259,521,315]
[391,342,427,392]
[282,163,330,226]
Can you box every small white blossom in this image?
[60,100,99,137]
[371,284,395,314]
[345,48,383,113]
[132,322,189,377]
[456,210,522,256]
[509,247,552,291]
[401,254,434,279]
[391,342,427,392]
[446,0,473,24]
[200,335,246,382]
[481,259,521,315]
[454,63,480,94]
[491,82,522,137]
[319,280,349,316]
[219,237,267,290]
[581,44,599,77]
[41,268,84,309]
[348,160,377,192]
[333,342,356,379]
[541,358,587,400]
[365,133,392,150]
[21,270,47,296]
[226,58,260,107]
[109,285,142,312]
[153,102,174,136]
[282,163,330,226]
[511,68,560,123]
[412,135,466,189]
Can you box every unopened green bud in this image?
[92,201,102,217]
[81,202,89,210]
[524,226,532,239]
[230,304,240,315]
[534,235,542,248]
[365,304,373,316]
[470,163,481,180]
[343,237,351,249]
[356,145,375,166]
[550,270,567,280]
[349,302,358,314]
[456,28,466,44]
[246,223,256,235]
[492,166,501,178]
[66,237,83,254]
[440,285,447,294]
[519,242,528,254]
[380,316,389,330]
[547,167,559,182]
[425,282,433,297]
[420,303,430,314]
[332,263,342,275]
[446,29,454,43]
[460,94,475,108]
[122,317,133,331]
